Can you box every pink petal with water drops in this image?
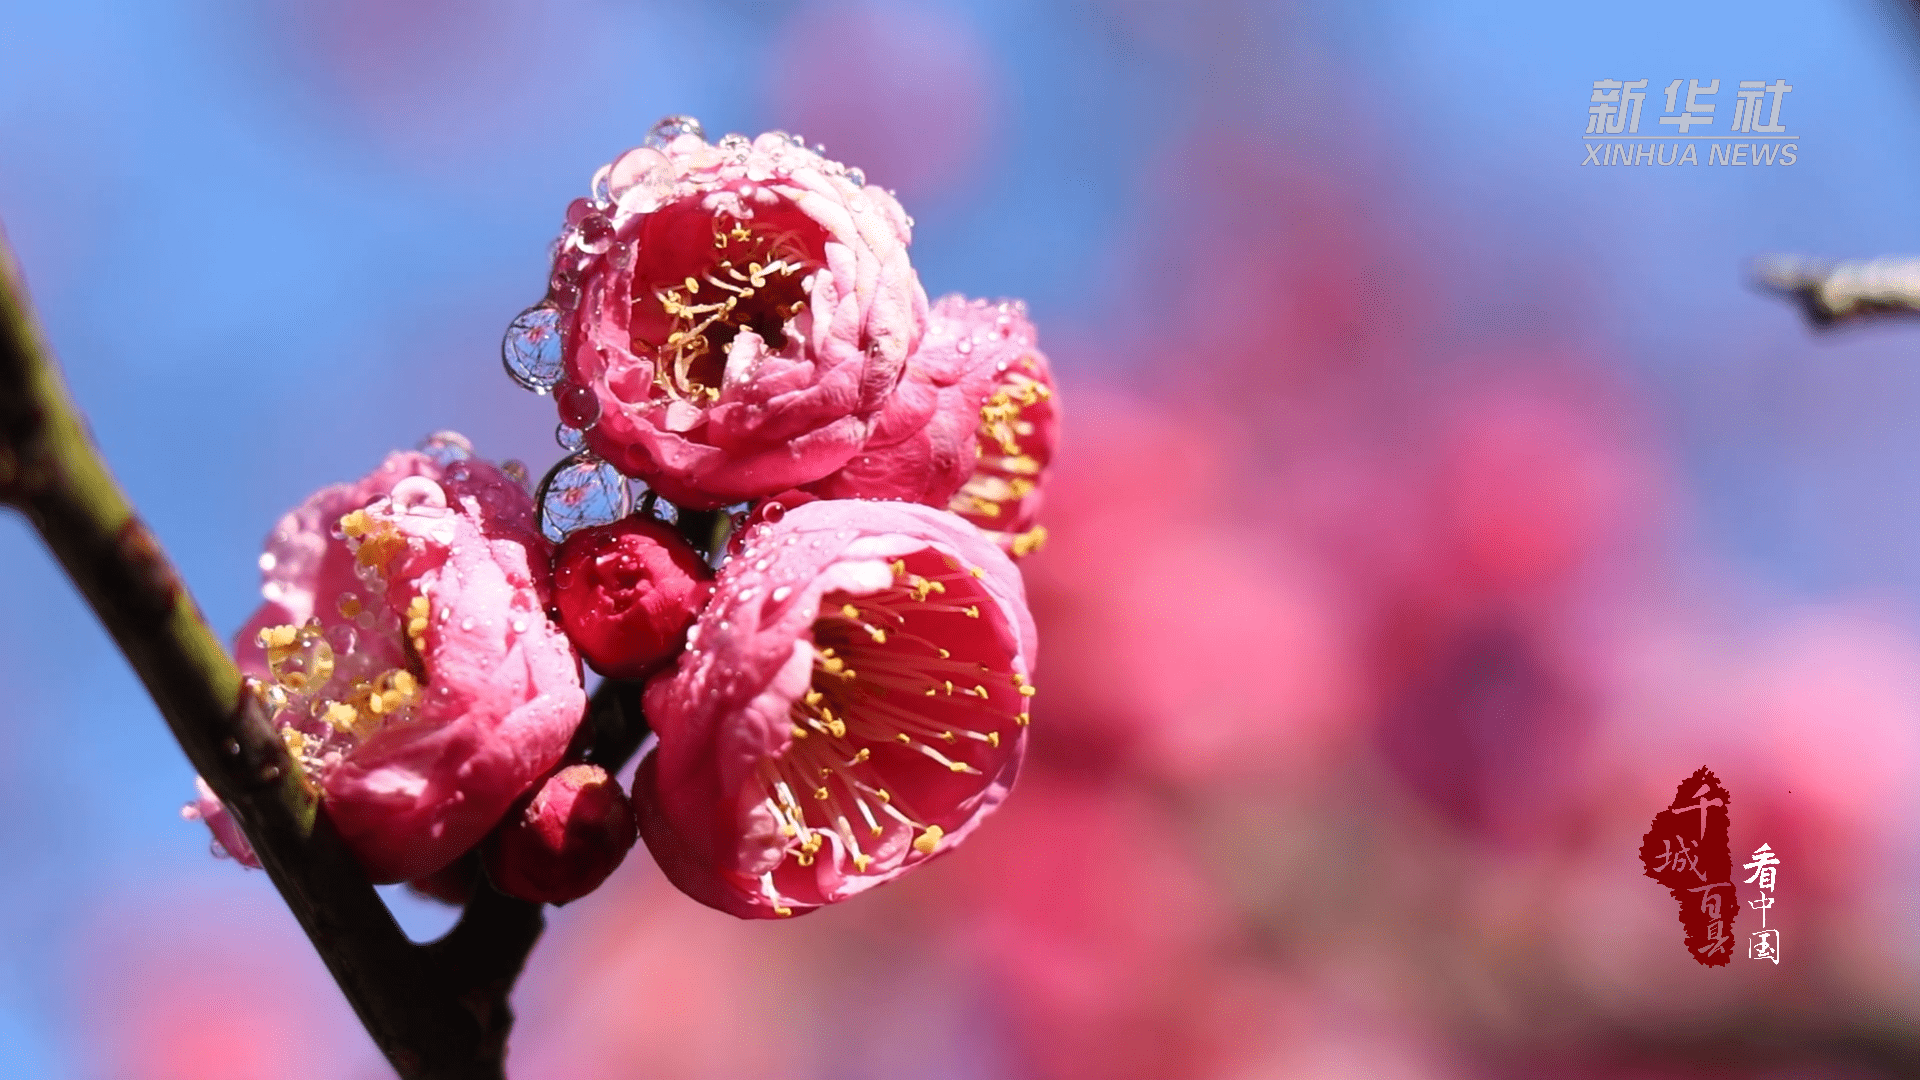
[635,499,1035,918]
[805,293,1014,507]
[191,440,586,884]
[551,126,929,509]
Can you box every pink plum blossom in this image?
[555,128,929,508]
[78,883,380,1080]
[1017,391,1358,785]
[485,763,638,905]
[552,516,712,680]
[634,499,1035,918]
[944,299,1057,559]
[188,442,585,883]
[803,293,1010,507]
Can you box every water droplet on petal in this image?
[546,278,582,310]
[502,303,565,393]
[556,424,586,452]
[718,133,751,155]
[557,383,601,429]
[645,115,704,148]
[646,492,680,526]
[390,476,449,512]
[266,626,334,695]
[846,166,866,188]
[608,146,674,217]
[326,623,358,654]
[416,431,475,466]
[501,460,530,490]
[771,586,792,602]
[535,452,634,543]
[589,163,613,207]
[577,213,615,254]
[258,552,277,572]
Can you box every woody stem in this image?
[0,221,542,1080]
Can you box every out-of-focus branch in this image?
[582,678,651,775]
[1753,254,1920,327]
[0,222,543,1080]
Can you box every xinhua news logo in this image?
[1584,79,1796,167]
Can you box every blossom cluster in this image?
[188,118,1057,919]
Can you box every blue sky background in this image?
[5,0,1920,1074]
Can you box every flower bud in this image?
[553,516,713,680]
[484,763,638,905]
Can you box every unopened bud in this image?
[553,517,712,679]
[484,764,638,905]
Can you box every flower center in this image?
[748,553,1035,916]
[950,351,1053,557]
[640,213,817,403]
[257,498,439,789]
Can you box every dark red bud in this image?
[484,764,638,905]
[553,516,712,679]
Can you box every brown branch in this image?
[0,222,545,1079]
[582,677,651,774]
[1753,254,1920,327]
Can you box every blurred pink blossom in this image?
[949,774,1248,1080]
[766,1,995,202]
[77,883,380,1080]
[1020,389,1360,783]
[510,870,803,1079]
